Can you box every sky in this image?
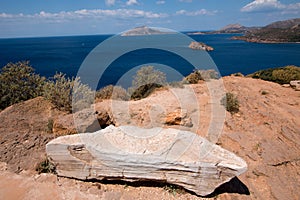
[0,0,300,38]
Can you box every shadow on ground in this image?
[206,177,250,197]
[81,176,249,197]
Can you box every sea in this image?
[0,33,299,89]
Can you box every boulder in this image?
[53,108,115,135]
[290,80,300,91]
[46,125,247,196]
[164,109,193,127]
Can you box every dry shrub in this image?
[221,92,240,114]
[96,85,129,101]
[43,73,93,113]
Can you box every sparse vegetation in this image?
[221,92,240,114]
[43,73,93,113]
[35,158,56,174]
[232,72,244,77]
[248,65,300,84]
[183,69,219,84]
[129,66,167,100]
[0,61,94,112]
[96,85,129,101]
[261,90,268,95]
[130,83,163,100]
[47,119,54,133]
[131,66,167,89]
[163,184,185,196]
[183,70,203,84]
[0,61,45,110]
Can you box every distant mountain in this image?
[218,23,249,33]
[232,18,300,43]
[187,24,257,35]
[121,26,170,36]
[265,18,300,29]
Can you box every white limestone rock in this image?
[46,125,247,196]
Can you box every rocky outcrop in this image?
[290,80,300,91]
[164,109,193,127]
[46,125,247,196]
[53,107,115,135]
[189,41,214,51]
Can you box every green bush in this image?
[129,66,167,100]
[36,158,56,174]
[221,93,240,114]
[248,65,300,84]
[43,73,93,113]
[0,61,45,110]
[96,85,129,101]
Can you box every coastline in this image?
[231,36,300,44]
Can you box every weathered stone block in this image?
[46,125,247,196]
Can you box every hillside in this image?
[121,26,170,36]
[232,18,300,43]
[214,24,258,34]
[0,76,299,199]
[187,24,257,35]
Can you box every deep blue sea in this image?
[0,33,299,89]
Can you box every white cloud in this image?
[126,0,138,6]
[241,0,300,14]
[105,0,115,6]
[156,0,165,5]
[176,9,217,16]
[241,0,284,12]
[0,9,167,23]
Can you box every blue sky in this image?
[0,0,300,38]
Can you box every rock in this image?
[53,108,115,135]
[164,109,193,127]
[46,125,247,196]
[0,162,7,171]
[189,41,214,51]
[290,80,300,91]
[282,84,290,88]
[53,115,77,135]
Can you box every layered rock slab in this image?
[46,125,247,196]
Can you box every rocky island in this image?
[121,26,171,36]
[189,41,214,51]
